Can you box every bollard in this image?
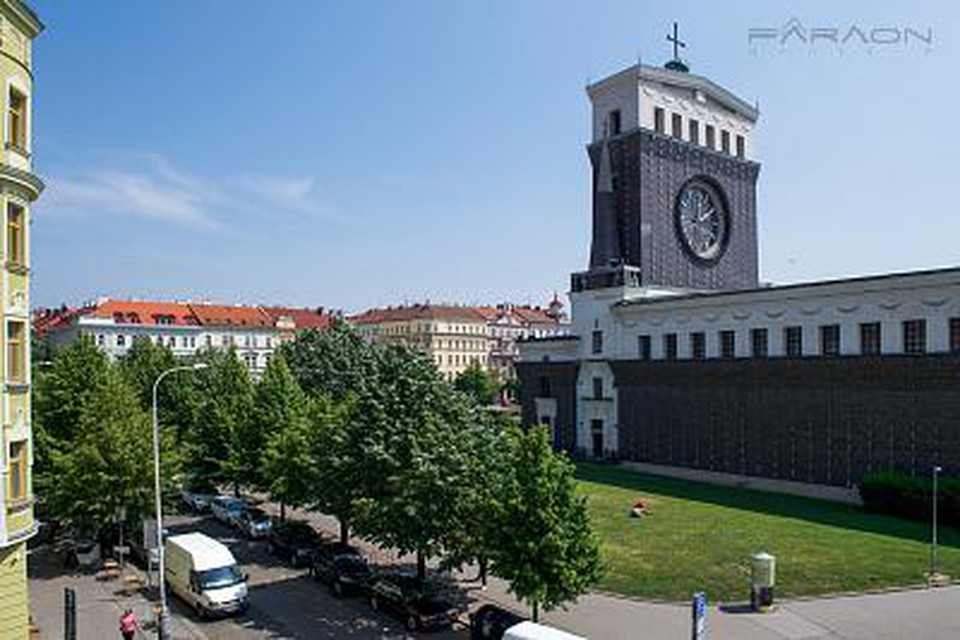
[64,587,77,640]
[750,552,776,612]
[691,591,707,639]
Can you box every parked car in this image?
[210,497,247,528]
[181,487,219,513]
[368,573,459,632]
[165,532,249,618]
[129,520,168,569]
[470,604,527,640]
[309,543,375,596]
[267,520,325,567]
[236,508,272,539]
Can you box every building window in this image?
[663,333,678,361]
[721,129,730,154]
[7,440,26,501]
[820,324,840,356]
[7,202,24,266]
[751,328,769,358]
[705,125,715,150]
[97,334,105,347]
[6,320,24,382]
[117,334,126,348]
[951,318,960,352]
[784,326,803,357]
[902,319,926,355]
[736,135,745,158]
[690,332,705,360]
[8,87,26,151]
[671,113,682,139]
[539,376,551,397]
[688,119,699,145]
[654,107,665,133]
[719,330,735,359]
[608,109,621,135]
[860,322,881,356]
[592,330,603,354]
[205,335,212,347]
[592,377,603,399]
[638,335,652,361]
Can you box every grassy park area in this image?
[577,464,960,603]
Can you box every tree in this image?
[355,344,475,582]
[242,353,308,497]
[308,394,363,544]
[490,425,603,621]
[42,354,180,539]
[261,401,315,522]
[280,319,380,402]
[188,347,254,492]
[454,362,500,407]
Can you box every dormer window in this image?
[607,110,621,136]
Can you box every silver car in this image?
[210,497,247,527]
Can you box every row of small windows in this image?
[636,318,960,360]
[95,333,273,350]
[436,353,487,367]
[648,107,745,158]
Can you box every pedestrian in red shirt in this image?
[119,608,139,640]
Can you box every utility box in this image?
[750,551,775,611]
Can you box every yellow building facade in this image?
[0,2,42,638]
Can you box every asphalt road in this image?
[163,513,468,639]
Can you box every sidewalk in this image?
[28,544,206,640]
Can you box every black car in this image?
[368,573,459,632]
[267,521,325,567]
[470,604,526,640]
[310,543,375,596]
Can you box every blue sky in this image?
[30,1,958,312]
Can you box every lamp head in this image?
[192,363,209,371]
[934,466,943,473]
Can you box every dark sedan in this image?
[368,573,459,632]
[309,543,375,597]
[267,520,325,567]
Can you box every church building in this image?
[517,49,960,499]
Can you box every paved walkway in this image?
[28,544,205,640]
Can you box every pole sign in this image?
[692,591,707,640]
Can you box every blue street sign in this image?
[692,591,707,640]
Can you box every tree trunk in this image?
[280,501,286,522]
[339,520,349,545]
[532,601,539,623]
[479,557,488,588]
[416,551,426,584]
[233,482,240,497]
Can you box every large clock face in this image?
[674,178,729,264]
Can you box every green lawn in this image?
[577,464,960,603]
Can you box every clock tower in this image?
[572,57,760,295]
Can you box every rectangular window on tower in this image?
[653,107,665,133]
[663,333,678,361]
[539,376,551,397]
[705,125,715,149]
[689,119,699,145]
[608,109,621,136]
[860,322,881,355]
[902,319,926,354]
[7,88,26,151]
[721,130,731,154]
[751,328,769,358]
[7,320,24,382]
[736,135,745,158]
[7,440,26,501]
[638,335,652,361]
[592,377,603,400]
[784,326,803,357]
[671,113,683,139]
[820,324,841,356]
[951,318,960,352]
[592,330,603,354]
[719,330,736,359]
[6,202,23,267]
[690,332,706,360]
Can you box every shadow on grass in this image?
[576,463,960,549]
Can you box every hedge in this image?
[858,470,960,527]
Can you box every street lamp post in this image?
[152,363,208,640]
[931,465,942,581]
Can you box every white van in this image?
[165,532,249,618]
[504,621,587,640]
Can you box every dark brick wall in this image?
[611,354,960,487]
[588,128,760,291]
[516,361,579,454]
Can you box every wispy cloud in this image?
[40,153,333,231]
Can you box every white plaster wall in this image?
[589,72,638,141]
